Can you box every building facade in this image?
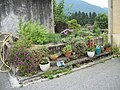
[0,0,54,34]
[108,0,120,46]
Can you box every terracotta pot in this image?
[64,51,72,58]
[102,48,105,53]
[50,54,59,61]
[106,47,110,52]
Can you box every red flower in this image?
[88,42,93,48]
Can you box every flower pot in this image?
[106,47,110,52]
[87,51,95,57]
[50,54,59,61]
[64,51,72,58]
[39,62,50,72]
[101,46,104,53]
[96,46,102,55]
[102,48,105,53]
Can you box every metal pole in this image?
[110,0,113,46]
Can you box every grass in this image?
[41,67,72,79]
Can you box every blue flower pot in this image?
[96,46,102,55]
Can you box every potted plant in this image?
[104,44,111,52]
[87,42,96,57]
[50,54,59,61]
[101,32,111,52]
[62,45,72,58]
[49,50,59,61]
[39,57,50,72]
[101,46,105,53]
[73,39,87,57]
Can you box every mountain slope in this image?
[57,0,108,14]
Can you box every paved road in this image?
[0,58,120,90]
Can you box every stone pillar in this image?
[108,0,120,46]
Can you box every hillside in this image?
[57,0,108,14]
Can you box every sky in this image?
[82,0,108,8]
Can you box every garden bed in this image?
[12,51,112,85]
[6,36,110,86]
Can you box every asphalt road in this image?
[0,58,120,90]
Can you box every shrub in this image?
[48,33,61,44]
[13,38,32,48]
[18,19,61,44]
[78,29,93,37]
[18,19,46,44]
[67,19,81,32]
[29,45,49,65]
[74,40,87,56]
[7,46,38,76]
[111,45,120,57]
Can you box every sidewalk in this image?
[0,58,120,90]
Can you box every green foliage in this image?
[94,13,108,29]
[53,0,68,24]
[6,38,33,65]
[6,46,38,76]
[14,39,32,48]
[62,45,72,53]
[101,32,108,46]
[29,46,49,65]
[64,36,87,56]
[18,19,49,44]
[93,25,101,36]
[87,46,96,52]
[74,39,87,56]
[75,28,93,37]
[68,11,97,26]
[18,19,60,44]
[40,57,49,65]
[48,33,61,44]
[67,19,81,32]
[111,45,120,57]
[41,46,49,57]
[41,67,72,79]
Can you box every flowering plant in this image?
[7,46,38,76]
[87,42,96,52]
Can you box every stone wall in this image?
[0,0,54,34]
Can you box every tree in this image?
[68,11,97,26]
[53,0,67,24]
[67,19,81,32]
[94,13,108,29]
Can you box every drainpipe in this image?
[110,0,113,46]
